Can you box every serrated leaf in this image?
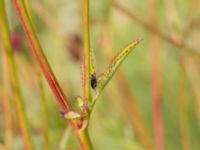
[93,39,142,102]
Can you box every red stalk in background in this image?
[149,0,164,149]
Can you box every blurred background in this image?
[1,0,200,149]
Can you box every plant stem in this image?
[149,0,164,149]
[23,0,49,149]
[76,127,92,150]
[38,70,49,150]
[14,0,93,149]
[83,0,91,101]
[178,63,191,150]
[59,125,72,150]
[0,1,34,149]
[13,0,71,112]
[77,0,93,149]
[2,51,13,150]
[31,1,66,38]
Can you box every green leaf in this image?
[93,39,143,102]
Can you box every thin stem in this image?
[178,63,191,150]
[38,71,49,150]
[83,0,91,101]
[24,0,31,17]
[59,125,72,150]
[76,127,92,150]
[14,0,93,149]
[23,0,49,149]
[2,51,13,150]
[13,0,71,112]
[149,0,164,149]
[183,57,200,125]
[31,1,66,38]
[74,0,94,149]
[0,1,34,149]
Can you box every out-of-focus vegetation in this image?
[1,0,200,149]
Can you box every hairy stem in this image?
[14,0,93,149]
[83,0,91,101]
[77,0,93,149]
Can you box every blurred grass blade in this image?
[0,0,34,149]
[38,70,49,150]
[1,51,13,150]
[59,125,73,150]
[95,39,142,98]
[178,67,191,150]
[149,0,164,149]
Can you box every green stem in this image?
[83,0,91,101]
[14,0,93,149]
[76,127,93,150]
[2,51,13,150]
[23,0,49,149]
[81,0,93,149]
[0,1,34,149]
[38,70,49,150]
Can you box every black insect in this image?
[90,74,97,89]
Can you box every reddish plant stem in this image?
[149,0,164,149]
[13,0,71,112]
